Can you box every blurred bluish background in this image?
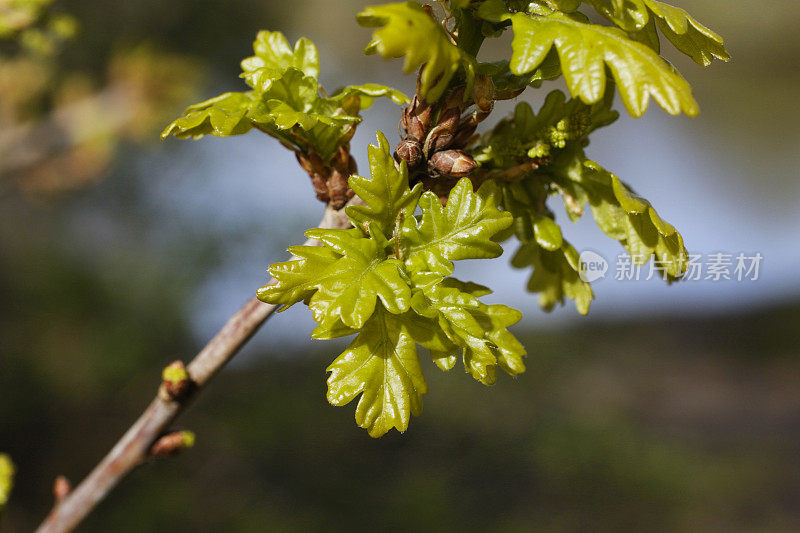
[2,1,799,531]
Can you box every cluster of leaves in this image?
[258,133,526,437]
[475,88,688,313]
[166,0,726,436]
[162,31,408,162]
[362,1,726,116]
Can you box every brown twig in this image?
[35,201,357,533]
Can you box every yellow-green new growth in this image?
[259,132,525,437]
[167,0,726,437]
[162,31,408,161]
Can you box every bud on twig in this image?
[423,87,464,156]
[402,96,433,141]
[159,361,191,400]
[430,149,477,178]
[53,476,71,503]
[395,138,423,168]
[149,431,196,459]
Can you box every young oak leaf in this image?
[261,132,525,436]
[302,226,412,329]
[411,282,526,384]
[585,0,729,66]
[326,305,427,438]
[506,11,699,117]
[161,92,255,139]
[346,131,422,239]
[495,178,594,314]
[330,83,410,110]
[403,179,513,276]
[512,239,593,315]
[257,245,341,311]
[163,32,407,161]
[357,1,476,102]
[547,145,688,279]
[585,160,688,277]
[240,30,320,92]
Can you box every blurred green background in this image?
[2,0,800,531]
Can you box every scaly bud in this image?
[430,149,478,178]
[395,138,424,167]
[403,96,433,140]
[160,360,191,400]
[149,430,196,458]
[423,87,465,155]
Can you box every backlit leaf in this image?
[357,1,476,101]
[507,11,699,117]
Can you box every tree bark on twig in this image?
[36,202,355,533]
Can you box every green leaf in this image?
[495,178,594,314]
[506,11,699,117]
[512,239,593,314]
[476,0,513,23]
[164,31,406,161]
[240,30,320,91]
[330,83,410,109]
[304,227,412,329]
[547,145,688,278]
[586,0,729,66]
[534,215,563,251]
[346,132,422,239]
[260,132,527,435]
[161,92,255,139]
[643,1,729,66]
[357,1,476,101]
[411,282,526,384]
[326,305,427,437]
[403,179,513,276]
[257,245,341,311]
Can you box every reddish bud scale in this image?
[295,145,356,209]
[423,87,466,156]
[403,95,433,141]
[395,138,423,168]
[430,149,477,178]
